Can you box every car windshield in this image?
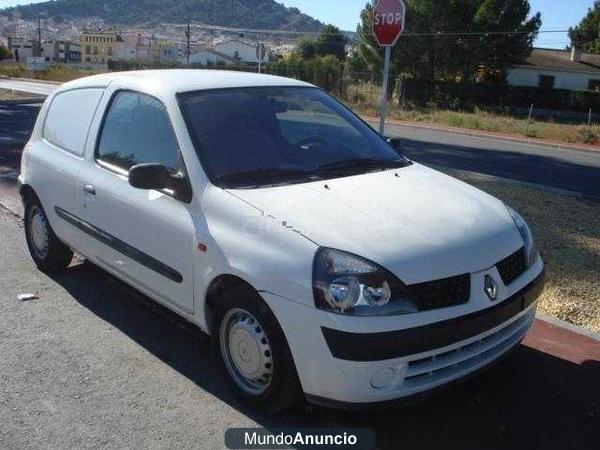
[178,86,410,188]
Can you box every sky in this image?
[0,0,597,49]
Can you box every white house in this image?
[186,46,237,66]
[213,38,268,64]
[507,47,600,92]
[7,37,36,62]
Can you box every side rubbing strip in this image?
[54,206,183,283]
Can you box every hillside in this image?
[1,0,323,30]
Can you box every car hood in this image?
[227,163,523,284]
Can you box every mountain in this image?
[2,0,323,30]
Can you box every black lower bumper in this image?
[321,268,545,362]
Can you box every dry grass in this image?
[448,170,600,333]
[0,64,104,83]
[344,81,600,146]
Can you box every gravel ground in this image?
[450,170,600,333]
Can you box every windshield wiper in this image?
[316,157,410,174]
[216,168,319,188]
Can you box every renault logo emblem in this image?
[484,275,498,301]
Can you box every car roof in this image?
[59,69,313,96]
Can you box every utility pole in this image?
[37,16,42,57]
[186,23,190,65]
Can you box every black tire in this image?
[24,198,73,272]
[213,283,303,413]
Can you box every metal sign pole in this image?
[256,42,265,74]
[379,46,391,135]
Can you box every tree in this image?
[295,36,318,59]
[569,1,600,54]
[354,0,541,83]
[294,24,348,61]
[0,45,12,61]
[315,24,348,60]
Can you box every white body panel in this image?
[20,70,543,406]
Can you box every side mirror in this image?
[386,136,405,154]
[129,163,192,203]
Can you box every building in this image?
[149,39,180,63]
[40,40,81,63]
[7,36,38,61]
[80,30,123,64]
[214,38,268,64]
[187,46,237,65]
[114,32,141,61]
[507,47,600,92]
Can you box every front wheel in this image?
[24,200,73,272]
[214,285,302,412]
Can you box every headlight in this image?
[312,248,417,315]
[507,206,538,269]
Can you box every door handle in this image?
[83,184,96,195]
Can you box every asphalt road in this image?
[383,124,600,199]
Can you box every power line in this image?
[163,21,571,38]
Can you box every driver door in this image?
[77,90,195,314]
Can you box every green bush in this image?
[399,78,600,113]
[268,54,342,91]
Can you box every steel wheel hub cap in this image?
[220,308,273,395]
[30,207,49,258]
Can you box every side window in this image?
[44,88,104,156]
[97,91,180,172]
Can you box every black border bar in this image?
[54,206,183,283]
[321,269,545,362]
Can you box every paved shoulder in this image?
[0,79,59,97]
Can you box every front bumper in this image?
[262,262,545,407]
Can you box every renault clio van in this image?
[19,70,545,411]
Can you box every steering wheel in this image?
[295,136,328,150]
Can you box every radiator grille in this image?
[497,247,526,285]
[408,274,471,311]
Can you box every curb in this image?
[364,117,600,154]
[6,77,62,85]
[536,313,600,342]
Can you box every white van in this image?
[19,70,545,411]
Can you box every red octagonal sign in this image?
[373,0,406,47]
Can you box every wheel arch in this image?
[19,183,40,207]
[204,273,262,335]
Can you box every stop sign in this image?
[372,0,406,47]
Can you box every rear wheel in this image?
[24,199,73,272]
[213,284,303,412]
